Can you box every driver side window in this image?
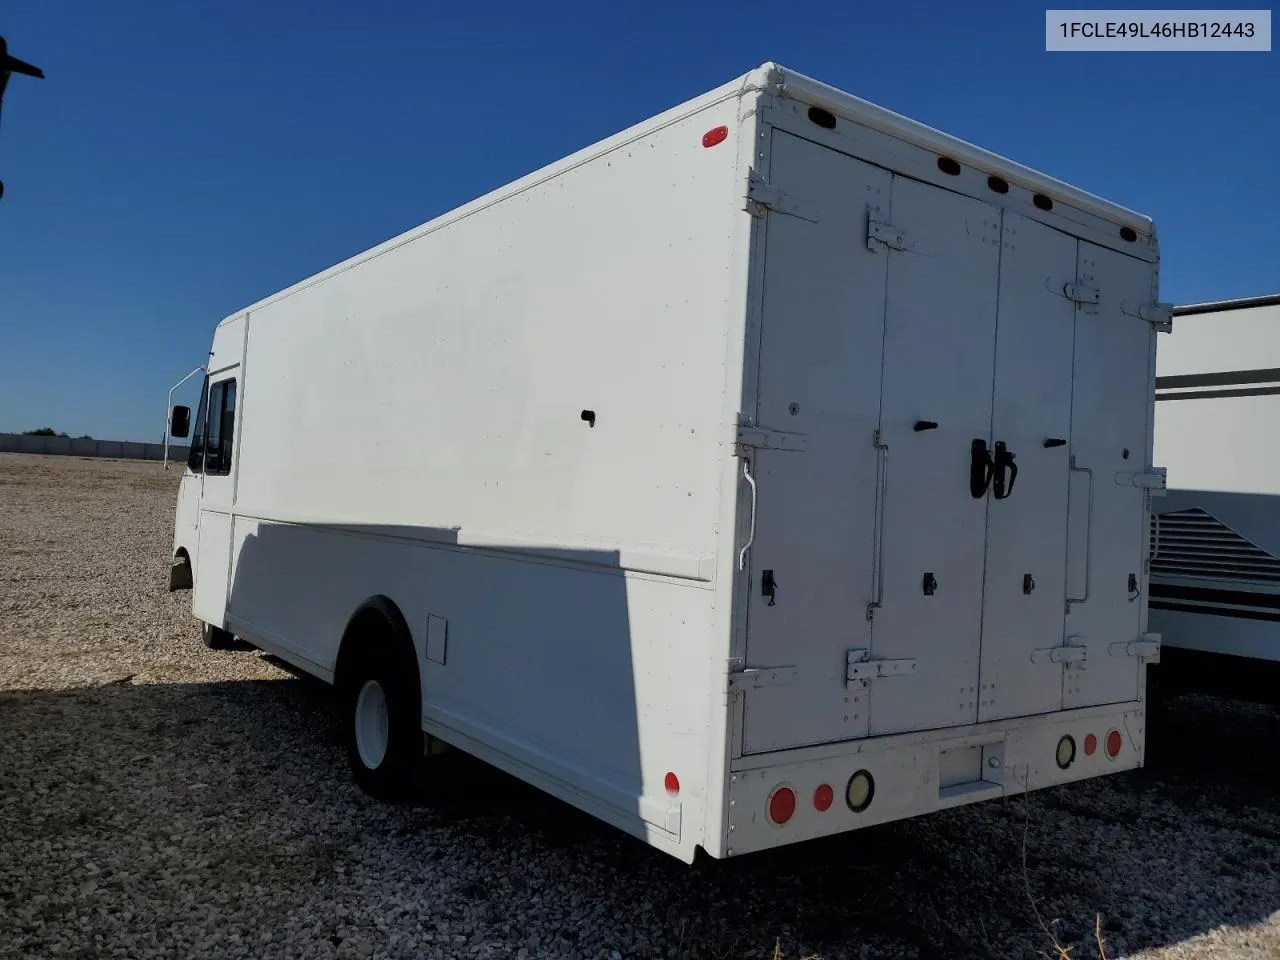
[186,376,238,475]
[186,376,210,472]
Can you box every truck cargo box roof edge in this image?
[765,62,1155,238]
[215,66,767,328]
[215,58,1154,333]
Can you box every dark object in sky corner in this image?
[0,35,45,109]
[0,35,46,202]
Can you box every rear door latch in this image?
[1031,637,1088,666]
[866,219,915,253]
[1063,282,1101,304]
[1109,633,1162,664]
[846,649,918,683]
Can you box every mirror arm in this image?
[164,365,206,471]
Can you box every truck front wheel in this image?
[201,622,235,650]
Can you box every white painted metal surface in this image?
[1151,296,1280,663]
[168,62,1162,862]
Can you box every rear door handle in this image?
[970,439,994,499]
[992,441,1018,500]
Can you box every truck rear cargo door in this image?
[974,214,1078,722]
[976,230,1153,716]
[863,177,1002,737]
[1060,241,1153,709]
[737,130,891,755]
[738,131,1153,755]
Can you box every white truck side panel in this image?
[228,515,713,845]
[219,95,753,861]
[233,102,742,571]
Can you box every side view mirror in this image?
[170,405,191,438]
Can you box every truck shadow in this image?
[1,677,1276,959]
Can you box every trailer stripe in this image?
[1155,385,1280,402]
[1150,582,1280,611]
[1156,367,1280,389]
[1149,600,1280,624]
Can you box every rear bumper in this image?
[719,702,1145,857]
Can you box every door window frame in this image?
[187,375,238,476]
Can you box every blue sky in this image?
[1,2,1276,441]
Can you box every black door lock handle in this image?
[761,569,777,606]
[992,441,1018,500]
[970,439,995,499]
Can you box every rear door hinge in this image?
[846,649,918,683]
[727,665,800,693]
[1063,282,1101,304]
[1110,633,1161,664]
[746,170,820,223]
[1115,467,1166,490]
[867,218,915,253]
[735,425,808,456]
[1122,300,1174,332]
[1031,637,1088,666]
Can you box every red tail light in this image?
[813,784,834,812]
[1105,730,1123,759]
[768,785,796,825]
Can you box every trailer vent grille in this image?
[1150,508,1280,584]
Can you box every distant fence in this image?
[0,433,190,462]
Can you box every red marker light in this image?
[768,785,796,825]
[1083,733,1098,756]
[813,784,834,812]
[1105,730,1123,759]
[664,772,680,797]
[702,125,728,148]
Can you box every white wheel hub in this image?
[354,679,390,770]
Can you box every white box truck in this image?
[166,61,1168,862]
[1150,294,1280,702]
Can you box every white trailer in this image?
[166,61,1168,862]
[1150,294,1280,701]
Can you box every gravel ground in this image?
[0,452,1277,960]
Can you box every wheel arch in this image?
[168,547,194,592]
[334,595,421,696]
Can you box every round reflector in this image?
[1083,733,1098,756]
[1105,729,1123,759]
[813,784,834,812]
[664,771,680,796]
[846,770,875,813]
[1055,735,1076,770]
[768,785,796,825]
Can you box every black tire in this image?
[201,622,236,650]
[340,642,421,802]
